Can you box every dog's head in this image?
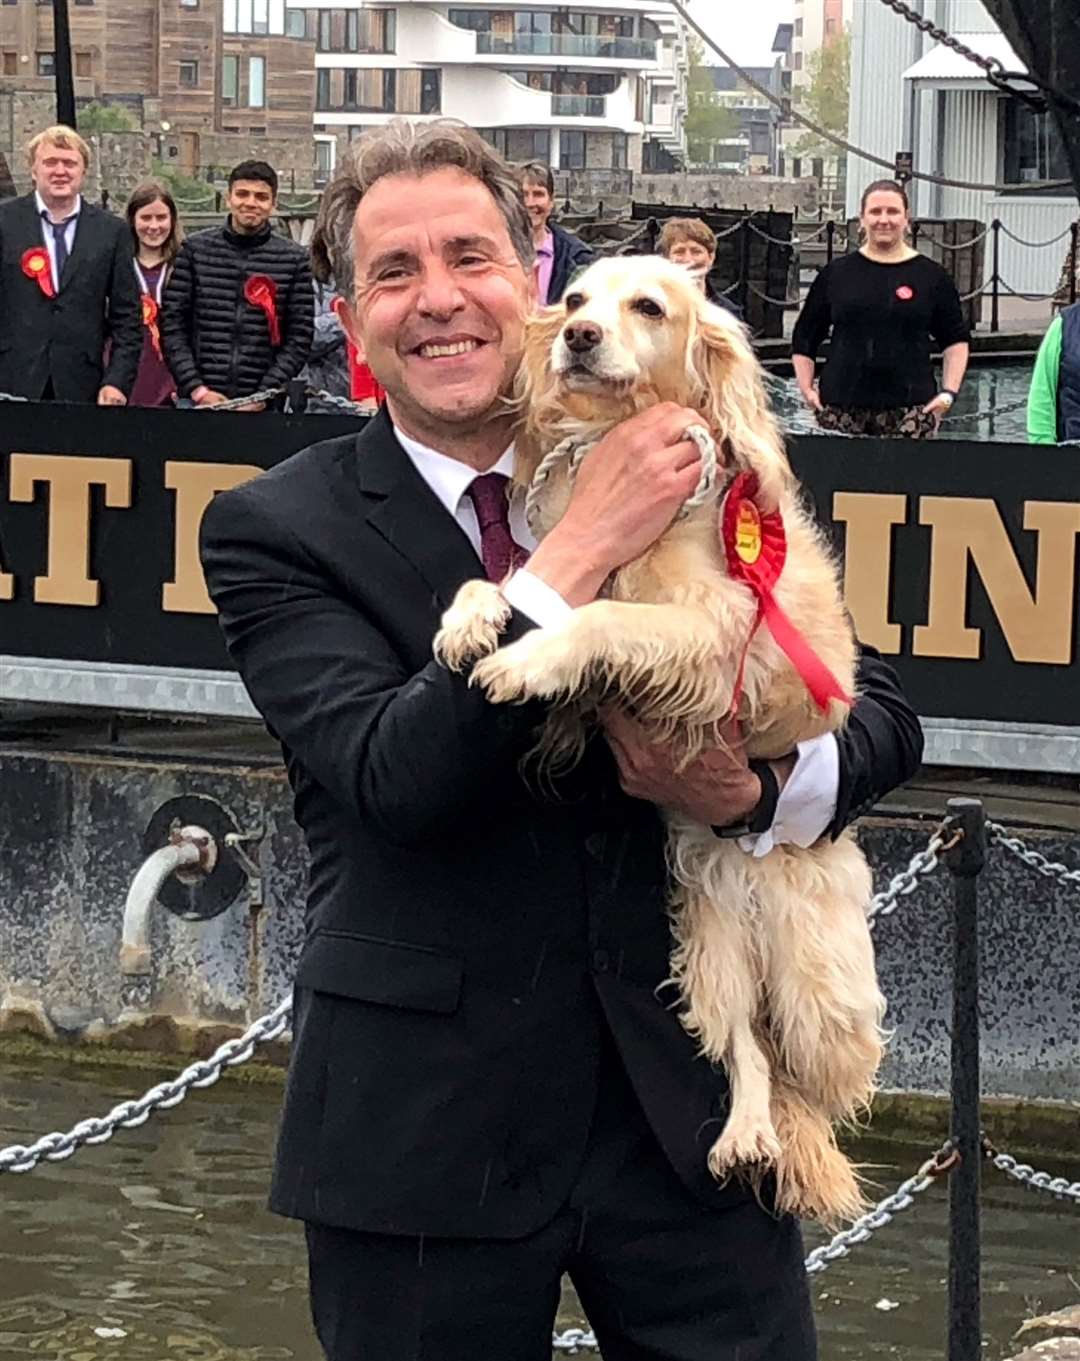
[517,255,790,506]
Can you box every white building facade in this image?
[309,1,690,184]
[846,0,1077,293]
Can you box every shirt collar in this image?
[535,229,555,259]
[35,190,82,223]
[393,424,516,519]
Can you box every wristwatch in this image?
[712,759,781,839]
[938,389,958,408]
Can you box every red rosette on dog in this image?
[22,246,55,299]
[243,274,281,346]
[140,294,162,357]
[722,471,851,714]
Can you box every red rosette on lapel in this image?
[141,294,162,357]
[722,471,851,714]
[243,273,281,346]
[21,246,55,299]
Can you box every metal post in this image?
[1069,220,1079,306]
[739,215,751,319]
[943,797,987,1361]
[51,0,76,127]
[825,218,835,265]
[990,220,1001,334]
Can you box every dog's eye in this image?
[632,298,665,318]
[564,293,585,312]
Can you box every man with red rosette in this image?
[162,159,313,410]
[0,125,141,403]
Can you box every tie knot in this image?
[467,472,511,532]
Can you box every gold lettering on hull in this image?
[163,462,262,613]
[832,492,907,654]
[914,496,1080,664]
[8,454,132,606]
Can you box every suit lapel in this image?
[58,200,96,290]
[346,408,486,607]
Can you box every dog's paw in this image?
[707,1118,782,1178]
[433,581,511,672]
[471,629,587,704]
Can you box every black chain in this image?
[878,0,1080,115]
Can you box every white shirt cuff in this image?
[501,569,574,629]
[739,733,840,859]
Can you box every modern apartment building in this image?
[0,0,317,183]
[707,66,781,175]
[309,1,690,185]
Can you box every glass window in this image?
[315,139,334,185]
[268,0,283,32]
[223,0,236,31]
[236,0,252,32]
[222,52,238,102]
[179,0,198,7]
[317,10,331,49]
[248,54,265,105]
[285,7,304,36]
[612,131,628,169]
[252,0,267,34]
[561,129,585,169]
[344,68,357,106]
[420,68,440,114]
[179,58,198,86]
[37,50,55,73]
[346,10,358,50]
[316,68,330,106]
[1003,100,1070,187]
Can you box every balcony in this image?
[475,33,656,61]
[552,93,607,117]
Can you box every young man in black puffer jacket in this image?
[162,159,314,408]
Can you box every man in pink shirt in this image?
[520,162,593,305]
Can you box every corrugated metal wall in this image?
[943,0,999,35]
[940,88,997,222]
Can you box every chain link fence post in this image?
[944,797,987,1361]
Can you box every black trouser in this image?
[304,1040,816,1361]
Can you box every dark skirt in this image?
[816,403,938,440]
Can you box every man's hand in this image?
[921,393,952,427]
[801,385,823,412]
[603,708,762,828]
[97,385,127,406]
[232,401,266,413]
[192,386,228,407]
[525,403,713,607]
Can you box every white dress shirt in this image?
[35,190,82,292]
[393,424,839,853]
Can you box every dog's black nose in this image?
[563,322,602,353]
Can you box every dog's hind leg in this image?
[770,1078,867,1227]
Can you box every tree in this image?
[77,101,138,134]
[684,38,741,164]
[793,28,851,161]
[979,0,1080,199]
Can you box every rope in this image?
[524,424,719,539]
[667,0,1074,195]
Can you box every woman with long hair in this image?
[791,180,970,438]
[124,180,183,406]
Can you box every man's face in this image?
[521,179,554,234]
[227,178,275,233]
[343,166,534,439]
[31,142,85,203]
[666,238,714,275]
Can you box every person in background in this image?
[656,216,741,318]
[791,180,970,439]
[0,124,141,403]
[162,158,313,409]
[1027,300,1080,444]
[124,180,183,407]
[519,161,594,304]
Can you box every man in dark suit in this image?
[0,125,141,403]
[201,121,923,1361]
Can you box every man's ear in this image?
[335,297,366,363]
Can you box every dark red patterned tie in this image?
[466,473,530,582]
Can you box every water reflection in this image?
[2,1059,1078,1360]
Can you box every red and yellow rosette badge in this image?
[141,294,162,357]
[722,471,851,714]
[22,247,55,299]
[243,274,281,346]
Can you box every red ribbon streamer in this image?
[22,246,55,299]
[722,472,852,714]
[243,274,281,346]
[141,294,162,357]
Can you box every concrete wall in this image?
[1,741,1078,1105]
[634,173,818,214]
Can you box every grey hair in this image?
[311,119,535,300]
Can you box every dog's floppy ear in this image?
[688,302,792,510]
[511,303,567,486]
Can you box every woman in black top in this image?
[791,180,971,438]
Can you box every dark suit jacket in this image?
[0,194,142,401]
[199,409,923,1239]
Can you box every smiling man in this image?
[0,125,141,403]
[161,159,313,408]
[199,120,922,1361]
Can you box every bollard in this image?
[943,797,987,1361]
[1069,221,1079,307]
[825,218,835,265]
[990,221,1001,334]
